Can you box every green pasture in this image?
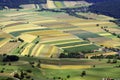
[63,44,100,53]
[56,41,89,47]
[75,32,101,39]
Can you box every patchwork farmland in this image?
[0,2,120,80]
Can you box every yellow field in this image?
[85,52,117,58]
[26,30,64,35]
[4,24,47,33]
[71,21,113,26]
[47,0,56,8]
[5,12,34,17]
[32,19,57,24]
[0,32,13,38]
[27,30,79,43]
[35,44,45,56]
[41,64,91,69]
[101,40,120,47]
[49,46,58,57]
[99,33,112,36]
[21,43,34,56]
[61,44,90,49]
[0,21,16,25]
[77,12,114,20]
[18,33,36,43]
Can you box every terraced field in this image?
[0,7,120,80]
[0,8,119,57]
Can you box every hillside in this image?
[89,0,120,18]
[0,0,109,9]
[0,0,46,8]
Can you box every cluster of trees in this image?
[14,70,34,80]
[103,47,120,52]
[110,20,120,26]
[107,59,117,64]
[59,52,85,58]
[91,54,119,63]
[47,71,87,80]
[28,59,41,68]
[50,75,71,80]
[2,55,19,62]
[40,7,90,19]
[18,38,24,42]
[101,26,120,39]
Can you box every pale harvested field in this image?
[86,52,117,58]
[0,31,13,38]
[77,27,103,33]
[41,64,91,69]
[88,37,111,43]
[0,21,16,25]
[18,33,36,43]
[47,0,56,8]
[26,30,79,43]
[0,38,10,47]
[5,12,34,17]
[107,28,120,34]
[36,22,73,28]
[32,19,57,24]
[71,21,113,26]
[0,42,21,54]
[100,40,120,47]
[63,1,79,7]
[40,36,79,43]
[78,12,114,20]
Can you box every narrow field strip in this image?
[35,44,45,56]
[21,43,34,56]
[71,22,111,26]
[41,64,91,69]
[32,19,57,24]
[31,43,41,56]
[41,39,82,44]
[61,44,91,49]
[48,40,83,45]
[56,41,89,47]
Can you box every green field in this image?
[56,41,89,47]
[63,44,100,53]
